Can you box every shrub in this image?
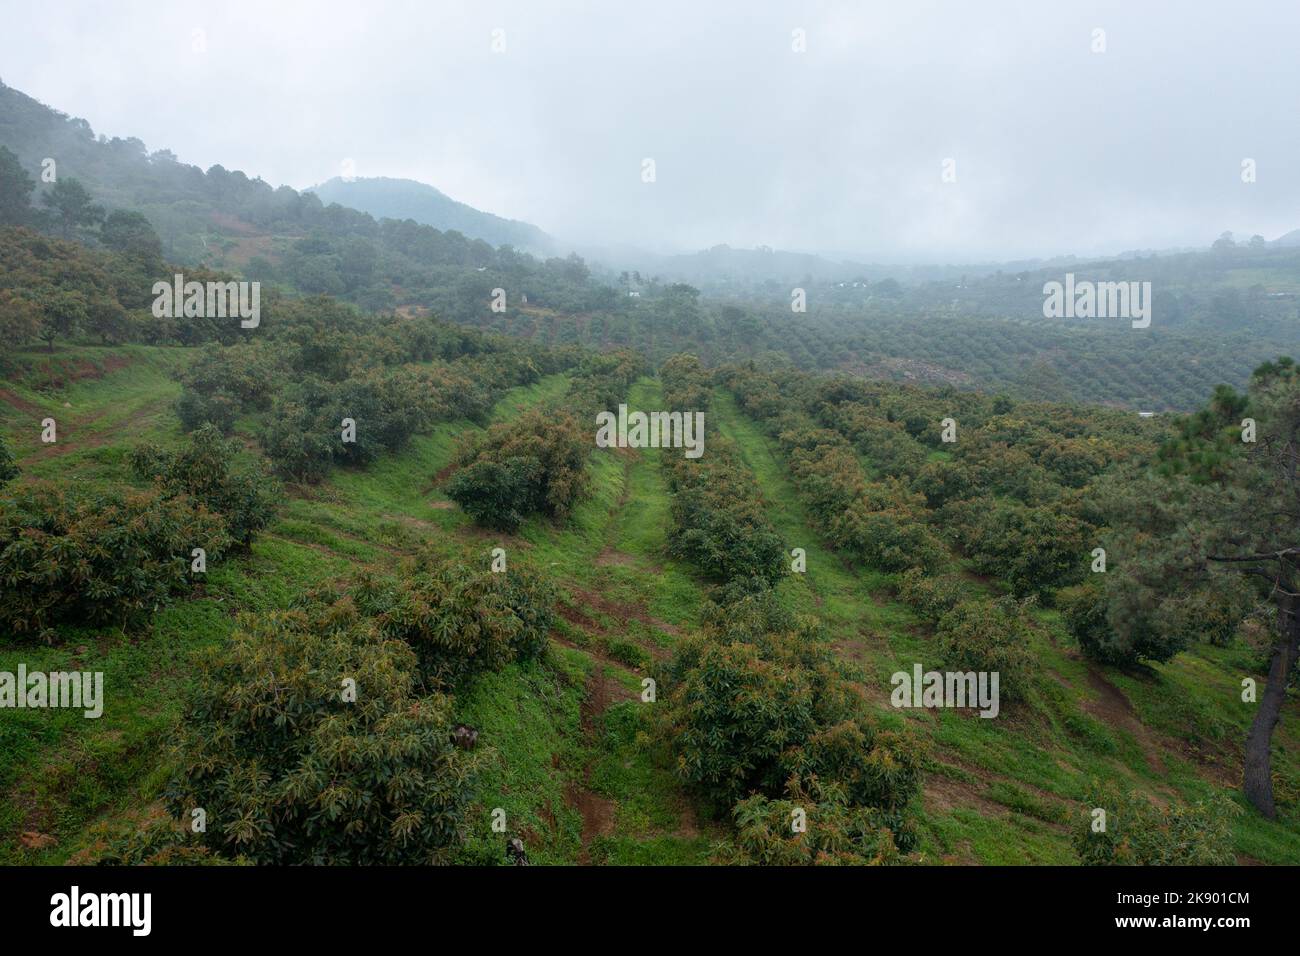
[1058,582,1117,662]
[657,612,922,824]
[565,349,644,416]
[709,574,782,607]
[658,357,785,588]
[700,587,798,637]
[167,605,480,865]
[354,551,556,689]
[841,505,946,572]
[0,434,17,487]
[934,598,1037,700]
[794,719,923,814]
[662,636,821,806]
[129,424,280,547]
[665,441,786,588]
[444,457,536,532]
[964,500,1089,600]
[175,342,279,433]
[720,778,913,865]
[1072,785,1237,865]
[446,407,591,531]
[261,369,441,480]
[1059,576,1192,667]
[331,368,439,463]
[896,568,972,624]
[78,807,233,866]
[659,352,713,413]
[261,398,337,482]
[493,565,558,663]
[787,440,944,572]
[912,459,974,509]
[0,484,228,638]
[176,387,238,434]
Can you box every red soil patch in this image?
[567,585,681,638]
[565,666,634,863]
[923,772,1011,821]
[208,211,260,236]
[673,799,702,840]
[557,602,601,632]
[594,546,636,568]
[31,354,132,390]
[19,831,56,851]
[567,784,616,859]
[0,389,40,415]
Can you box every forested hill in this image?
[308,176,558,256]
[0,79,608,317]
[5,76,1300,412]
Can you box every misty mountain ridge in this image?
[307,176,559,256]
[3,75,1298,293]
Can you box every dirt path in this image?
[563,586,679,657]
[1081,664,1167,775]
[593,446,645,570]
[923,773,1015,822]
[594,545,637,568]
[565,665,630,863]
[0,388,41,416]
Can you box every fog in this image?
[2,0,1296,262]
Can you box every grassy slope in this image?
[0,350,715,865]
[2,345,1295,865]
[453,377,717,865]
[1,345,216,862]
[712,388,1300,864]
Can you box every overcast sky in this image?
[1,0,1296,262]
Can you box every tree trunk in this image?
[1243,594,1300,817]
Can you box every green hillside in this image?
[1,78,1298,871]
[0,349,712,865]
[2,339,1297,865]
